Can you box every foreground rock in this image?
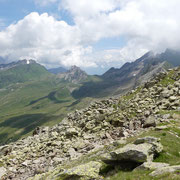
[58,161,103,180]
[102,137,163,164]
[134,162,169,171]
[31,161,103,180]
[150,165,180,176]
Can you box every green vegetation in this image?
[0,63,51,88]
[0,76,94,145]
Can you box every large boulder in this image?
[102,137,163,164]
[57,161,103,180]
[110,143,154,163]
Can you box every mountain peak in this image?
[19,59,36,65]
[57,65,88,83]
[0,59,37,71]
[69,65,84,73]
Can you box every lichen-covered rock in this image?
[110,143,154,163]
[57,161,103,180]
[102,137,163,164]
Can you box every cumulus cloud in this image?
[1,0,180,72]
[0,12,96,68]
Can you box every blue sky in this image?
[0,0,179,74]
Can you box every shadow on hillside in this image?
[29,91,70,105]
[67,99,81,107]
[72,80,116,99]
[0,113,58,144]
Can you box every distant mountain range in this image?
[48,67,67,74]
[0,49,180,144]
[72,49,180,98]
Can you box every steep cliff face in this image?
[0,66,179,180]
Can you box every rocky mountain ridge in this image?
[57,65,88,83]
[0,60,36,71]
[0,66,179,179]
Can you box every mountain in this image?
[0,60,51,88]
[0,62,96,145]
[0,49,179,146]
[0,66,179,179]
[57,65,88,83]
[48,67,67,74]
[157,48,180,67]
[72,49,179,98]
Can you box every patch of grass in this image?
[105,123,180,179]
[158,70,175,87]
[0,77,94,145]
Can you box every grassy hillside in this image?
[0,63,51,88]
[0,77,94,145]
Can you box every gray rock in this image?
[0,167,6,179]
[155,126,168,131]
[109,143,154,163]
[150,165,180,176]
[134,162,169,171]
[66,128,79,137]
[169,96,177,102]
[143,116,156,128]
[57,161,103,179]
[134,137,160,145]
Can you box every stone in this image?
[57,161,103,179]
[66,128,78,137]
[150,165,180,176]
[134,162,169,171]
[109,143,154,163]
[113,139,127,146]
[103,137,163,164]
[169,96,177,102]
[161,90,170,98]
[0,167,6,179]
[68,148,80,160]
[143,116,156,128]
[155,126,168,131]
[134,137,160,145]
[22,160,31,167]
[162,114,171,119]
[134,137,163,154]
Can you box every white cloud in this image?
[0,12,96,68]
[1,0,180,71]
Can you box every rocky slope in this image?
[0,67,179,180]
[57,66,88,83]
